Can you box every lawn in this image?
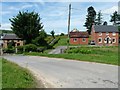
[2,58,36,88]
[25,46,118,65]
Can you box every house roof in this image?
[2,34,22,40]
[70,32,89,38]
[71,28,79,32]
[94,25,118,33]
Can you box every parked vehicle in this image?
[89,40,95,45]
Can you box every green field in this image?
[2,58,36,88]
[25,46,118,65]
[54,36,68,47]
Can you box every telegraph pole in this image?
[67,4,71,50]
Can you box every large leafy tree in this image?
[95,10,102,25]
[110,11,118,25]
[110,11,120,35]
[84,6,96,34]
[32,30,48,46]
[50,30,55,39]
[9,11,43,44]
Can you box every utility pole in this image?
[67,4,71,50]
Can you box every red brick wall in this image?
[93,32,118,46]
[70,38,88,45]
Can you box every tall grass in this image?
[2,58,36,88]
[25,46,118,65]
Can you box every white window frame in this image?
[112,32,116,36]
[106,32,109,35]
[98,38,102,43]
[82,38,86,42]
[112,38,116,43]
[98,32,102,36]
[73,38,77,42]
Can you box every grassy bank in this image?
[25,46,118,65]
[2,58,36,88]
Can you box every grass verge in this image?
[25,46,118,65]
[2,58,36,88]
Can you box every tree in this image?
[84,6,96,34]
[60,33,65,36]
[103,21,108,25]
[50,30,55,39]
[95,10,102,25]
[9,11,43,44]
[32,30,48,46]
[110,11,118,25]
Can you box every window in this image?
[82,38,86,42]
[98,32,102,36]
[112,32,116,36]
[98,38,102,43]
[73,38,77,42]
[112,38,116,43]
[106,32,109,35]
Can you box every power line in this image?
[71,8,81,11]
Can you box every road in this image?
[49,46,67,54]
[3,55,118,88]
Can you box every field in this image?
[2,58,36,88]
[54,36,68,48]
[25,46,118,65]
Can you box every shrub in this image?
[3,48,15,53]
[17,46,24,54]
[66,48,92,54]
[37,46,46,52]
[24,44,37,52]
[49,37,60,47]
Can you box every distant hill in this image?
[0,30,13,34]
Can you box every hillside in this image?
[53,35,68,47]
[0,30,13,34]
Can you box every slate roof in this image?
[2,34,22,40]
[70,32,89,38]
[94,25,118,33]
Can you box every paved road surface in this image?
[3,55,118,88]
[49,46,67,54]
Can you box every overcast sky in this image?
[0,1,119,34]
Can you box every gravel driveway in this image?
[3,55,118,88]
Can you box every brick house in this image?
[69,29,89,45]
[1,34,24,48]
[91,25,119,46]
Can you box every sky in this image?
[0,1,119,35]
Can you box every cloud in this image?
[1,0,120,2]
[102,6,118,15]
[0,11,11,15]
[9,6,19,11]
[21,4,33,9]
[0,23,11,30]
[8,4,33,11]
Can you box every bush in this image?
[66,48,92,54]
[17,46,24,54]
[49,37,60,48]
[37,46,46,52]
[24,44,37,52]
[3,48,15,53]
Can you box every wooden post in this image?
[67,4,71,51]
